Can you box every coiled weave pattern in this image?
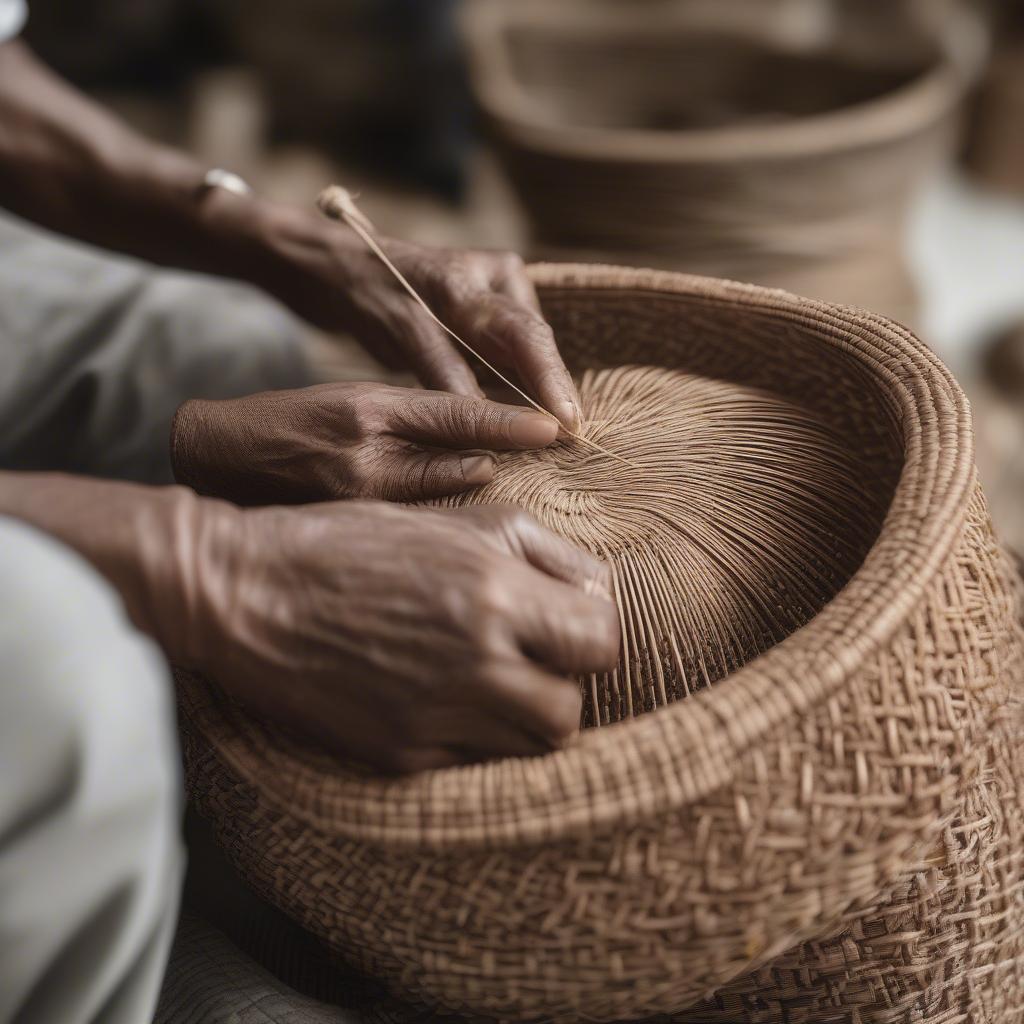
[178,266,1024,1023]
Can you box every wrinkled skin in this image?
[0,473,619,773]
[193,500,620,773]
[0,36,610,773]
[172,382,561,505]
[269,217,582,430]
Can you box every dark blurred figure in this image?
[23,0,471,197]
[23,0,224,90]
[222,0,470,197]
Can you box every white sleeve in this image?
[0,0,25,43]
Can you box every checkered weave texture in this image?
[177,266,1024,1023]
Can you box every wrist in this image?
[112,147,286,288]
[236,198,366,330]
[0,470,236,669]
[170,397,216,493]
[171,394,277,506]
[112,477,242,672]
[183,183,284,286]
[164,489,241,671]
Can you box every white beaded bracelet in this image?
[201,168,254,197]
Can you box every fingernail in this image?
[461,454,495,485]
[556,398,582,433]
[509,411,559,448]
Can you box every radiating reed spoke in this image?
[433,365,889,727]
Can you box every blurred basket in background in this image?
[462,0,985,326]
[965,44,1024,197]
[179,265,1024,1024]
[963,0,1024,197]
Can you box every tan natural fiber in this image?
[433,365,888,727]
[178,265,1024,1023]
[462,0,984,325]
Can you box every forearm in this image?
[0,471,223,664]
[0,39,332,288]
[0,41,575,409]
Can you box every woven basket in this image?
[462,0,984,326]
[178,265,1024,1023]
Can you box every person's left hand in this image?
[260,207,581,430]
[171,381,560,506]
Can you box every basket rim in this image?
[461,0,983,164]
[179,265,977,850]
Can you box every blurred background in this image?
[21,0,1024,549]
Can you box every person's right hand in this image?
[183,499,620,773]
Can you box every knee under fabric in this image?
[0,208,311,484]
[0,516,184,1024]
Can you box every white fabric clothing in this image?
[0,0,24,43]
[0,516,183,1024]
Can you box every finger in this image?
[381,747,463,776]
[372,446,496,501]
[418,704,559,759]
[511,574,621,675]
[482,661,584,746]
[463,295,581,432]
[466,506,611,594]
[386,391,558,451]
[488,253,544,316]
[299,702,461,774]
[396,301,484,399]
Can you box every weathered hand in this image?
[0,473,617,772]
[345,240,581,421]
[264,208,581,429]
[171,382,559,505]
[193,501,619,772]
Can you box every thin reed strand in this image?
[433,365,888,726]
[316,185,640,470]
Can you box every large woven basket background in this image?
[461,0,986,327]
